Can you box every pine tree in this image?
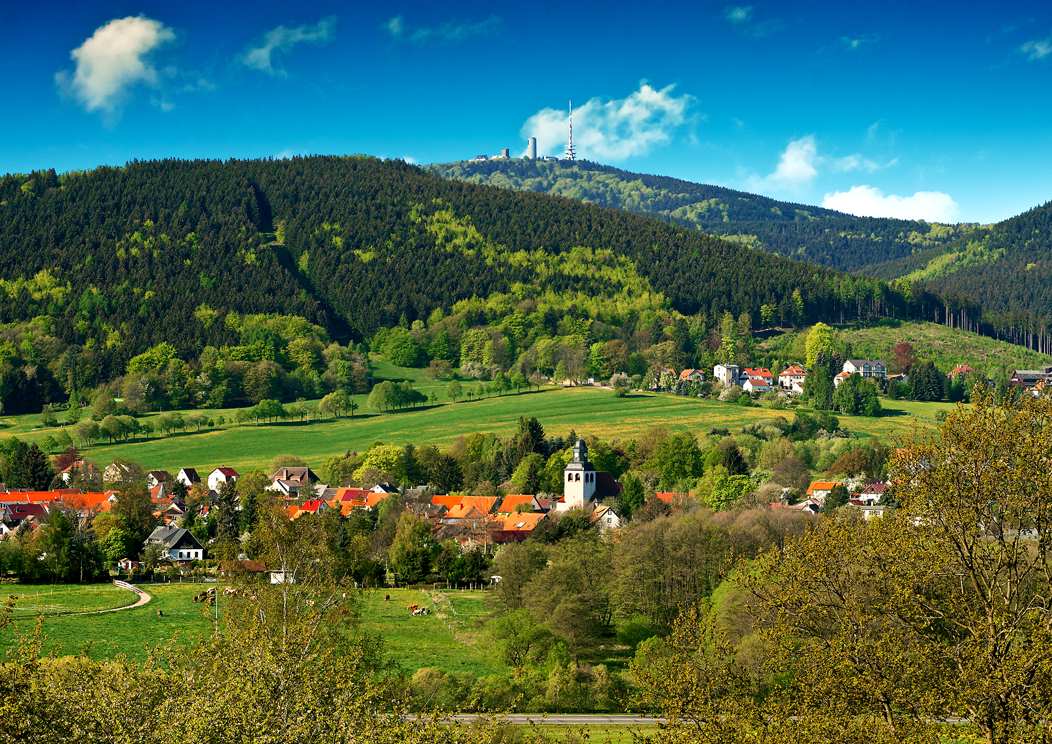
[21,443,53,491]
[216,480,240,543]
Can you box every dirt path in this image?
[43,580,152,618]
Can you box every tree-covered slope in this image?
[0,156,940,358]
[866,201,1052,319]
[424,159,979,273]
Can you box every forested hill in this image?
[866,201,1052,318]
[424,159,980,274]
[0,156,939,357]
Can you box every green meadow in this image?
[0,379,950,473]
[7,583,139,616]
[3,582,502,675]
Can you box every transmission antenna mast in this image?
[564,100,576,161]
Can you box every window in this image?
[567,473,572,482]
[575,473,580,482]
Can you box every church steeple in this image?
[563,438,596,509]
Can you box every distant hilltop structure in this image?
[564,101,576,161]
[471,104,576,162]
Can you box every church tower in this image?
[563,438,596,509]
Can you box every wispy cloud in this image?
[383,15,501,44]
[519,82,698,160]
[822,186,959,222]
[722,5,784,37]
[748,136,896,194]
[749,136,819,192]
[241,17,336,77]
[723,6,752,25]
[1020,33,1052,60]
[55,16,175,121]
[839,35,878,51]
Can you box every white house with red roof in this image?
[743,367,774,386]
[207,467,239,491]
[778,365,807,390]
[678,369,705,383]
[947,364,974,379]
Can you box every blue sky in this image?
[4,1,1052,224]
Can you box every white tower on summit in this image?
[563,438,595,509]
[563,101,576,161]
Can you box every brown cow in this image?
[407,604,418,611]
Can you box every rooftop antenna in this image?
[564,100,576,161]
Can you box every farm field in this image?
[357,588,505,677]
[0,383,951,474]
[2,582,503,677]
[4,582,218,662]
[7,583,139,616]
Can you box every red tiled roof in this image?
[431,494,463,509]
[497,494,535,513]
[807,481,840,495]
[214,467,239,477]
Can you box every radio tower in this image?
[564,100,576,161]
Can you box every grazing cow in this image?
[384,594,390,601]
[157,610,164,617]
[407,604,418,611]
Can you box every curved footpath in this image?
[45,580,152,618]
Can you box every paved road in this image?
[449,715,664,725]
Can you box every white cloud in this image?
[833,154,894,173]
[722,6,784,37]
[383,15,501,44]
[55,16,175,117]
[750,135,818,191]
[822,185,960,222]
[241,17,336,77]
[1020,34,1052,60]
[723,6,752,25]
[838,35,878,51]
[519,82,697,161]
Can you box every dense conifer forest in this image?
[425,158,981,273]
[0,155,1042,414]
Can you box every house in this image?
[104,461,133,483]
[219,560,267,576]
[207,467,239,491]
[713,364,741,387]
[176,468,201,487]
[58,461,101,484]
[650,367,676,389]
[291,499,328,518]
[371,482,399,494]
[267,466,319,498]
[778,365,808,390]
[591,504,621,532]
[743,368,774,386]
[333,487,387,512]
[679,369,705,383]
[1010,369,1049,388]
[116,558,140,571]
[833,371,852,388]
[144,525,205,561]
[805,481,841,504]
[146,470,172,488]
[742,378,773,393]
[842,359,888,379]
[856,482,887,506]
[491,512,547,543]
[947,364,974,379]
[497,494,539,514]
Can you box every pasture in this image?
[0,381,949,474]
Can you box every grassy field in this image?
[3,582,504,676]
[0,383,951,474]
[8,583,139,616]
[357,587,506,677]
[763,319,1051,375]
[4,582,218,661]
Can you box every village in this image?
[0,357,931,583]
